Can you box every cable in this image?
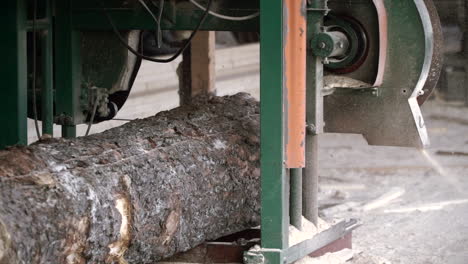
[189,0,259,21]
[150,0,165,48]
[138,0,162,48]
[85,92,100,136]
[94,0,213,63]
[32,0,41,140]
[112,118,134,122]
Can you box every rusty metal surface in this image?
[162,229,260,263]
[285,0,307,168]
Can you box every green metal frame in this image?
[71,0,259,31]
[1,0,28,149]
[55,0,82,137]
[1,0,55,148]
[260,0,288,252]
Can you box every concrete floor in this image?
[320,100,468,263]
[27,43,468,263]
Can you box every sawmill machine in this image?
[1,0,442,263]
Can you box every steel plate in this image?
[324,0,439,148]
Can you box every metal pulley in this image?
[311,31,350,59]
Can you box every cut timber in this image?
[0,94,260,264]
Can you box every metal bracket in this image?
[332,87,380,97]
[244,219,360,264]
[244,247,267,264]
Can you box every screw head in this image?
[318,42,326,49]
[306,124,317,134]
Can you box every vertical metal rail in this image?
[55,0,80,138]
[285,0,307,231]
[1,0,28,149]
[290,169,303,229]
[41,0,54,136]
[303,1,326,226]
[260,0,289,255]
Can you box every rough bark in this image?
[0,93,260,264]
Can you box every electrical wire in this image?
[150,0,165,48]
[138,0,162,48]
[32,0,41,140]
[94,0,213,63]
[189,0,259,21]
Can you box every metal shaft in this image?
[303,134,319,225]
[290,168,303,230]
[41,28,54,136]
[302,0,326,226]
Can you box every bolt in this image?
[306,124,317,134]
[318,42,326,49]
[338,42,344,49]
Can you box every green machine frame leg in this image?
[259,0,289,254]
[1,0,28,149]
[55,0,81,138]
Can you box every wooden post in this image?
[179,31,216,105]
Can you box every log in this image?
[0,94,260,264]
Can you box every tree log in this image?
[0,94,260,264]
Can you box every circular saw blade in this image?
[418,0,443,105]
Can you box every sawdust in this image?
[349,252,392,264]
[362,187,405,211]
[295,249,354,264]
[289,217,330,246]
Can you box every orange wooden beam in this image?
[285,0,307,168]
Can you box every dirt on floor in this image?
[318,100,468,264]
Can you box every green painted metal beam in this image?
[0,0,28,149]
[70,0,259,31]
[55,0,82,136]
[260,0,289,252]
[71,10,259,31]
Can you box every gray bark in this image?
[0,93,260,264]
